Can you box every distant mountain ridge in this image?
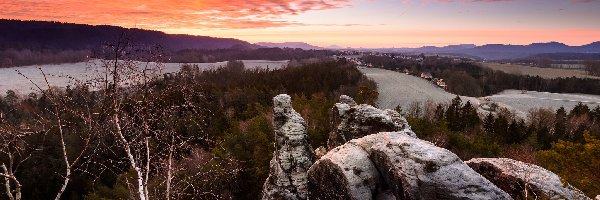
[255,42,324,50]
[371,42,600,60]
[0,19,257,51]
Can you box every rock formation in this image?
[467,158,591,200]
[262,94,315,200]
[327,95,415,149]
[263,94,592,200]
[309,132,511,200]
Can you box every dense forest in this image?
[166,48,336,63]
[362,54,600,96]
[0,42,377,200]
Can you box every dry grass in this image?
[479,62,599,79]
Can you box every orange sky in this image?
[2,0,599,47]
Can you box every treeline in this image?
[0,48,89,67]
[585,61,600,76]
[165,48,337,63]
[362,55,600,96]
[0,58,377,199]
[404,97,600,197]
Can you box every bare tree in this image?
[0,125,33,200]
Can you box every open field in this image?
[360,67,600,119]
[479,62,598,79]
[485,90,600,116]
[0,60,288,95]
[359,67,478,110]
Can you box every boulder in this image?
[310,132,512,200]
[466,158,591,200]
[327,95,415,149]
[308,143,383,200]
[262,94,315,200]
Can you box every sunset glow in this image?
[2,0,599,47]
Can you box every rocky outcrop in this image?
[263,94,591,200]
[466,158,591,200]
[262,94,315,200]
[308,142,383,200]
[309,132,512,200]
[327,95,415,149]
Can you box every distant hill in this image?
[523,52,600,61]
[371,42,600,60]
[255,42,324,50]
[0,19,257,51]
[457,42,600,60]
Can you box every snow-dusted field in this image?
[479,62,598,79]
[0,60,288,95]
[359,67,475,109]
[486,90,600,115]
[360,67,600,119]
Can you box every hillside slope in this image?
[0,19,256,51]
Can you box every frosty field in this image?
[485,90,600,116]
[358,67,478,109]
[479,62,598,79]
[360,67,600,119]
[0,60,288,95]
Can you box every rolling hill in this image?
[0,19,257,51]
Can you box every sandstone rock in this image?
[467,158,591,200]
[310,132,511,200]
[308,143,383,200]
[327,96,415,149]
[262,94,315,200]
[339,95,357,106]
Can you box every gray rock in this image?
[262,94,315,200]
[308,143,383,200]
[339,95,357,106]
[310,132,511,200]
[327,95,415,149]
[467,158,591,200]
[365,133,511,200]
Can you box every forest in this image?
[0,41,377,199]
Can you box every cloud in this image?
[435,0,511,2]
[571,0,597,3]
[0,0,351,29]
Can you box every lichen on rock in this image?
[466,158,591,200]
[310,132,511,200]
[262,94,315,200]
[327,95,415,149]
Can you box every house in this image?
[420,72,432,80]
[436,79,448,90]
[403,69,411,75]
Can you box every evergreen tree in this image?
[446,96,462,131]
[553,107,567,141]
[461,101,480,131]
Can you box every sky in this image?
[1,0,600,48]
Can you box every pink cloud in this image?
[0,0,351,29]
